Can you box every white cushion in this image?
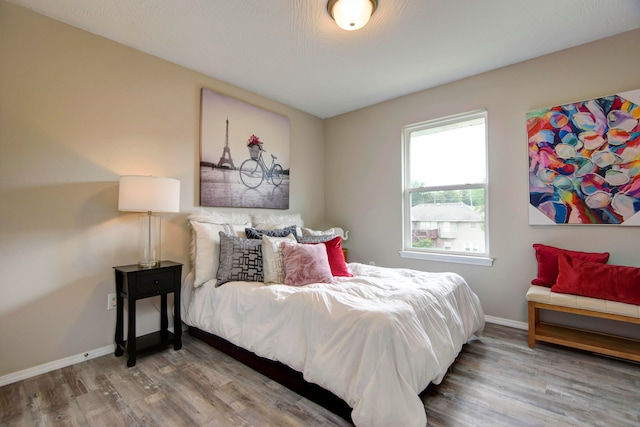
[526,285,640,318]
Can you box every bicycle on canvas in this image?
[239,143,284,189]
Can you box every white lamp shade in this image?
[118,176,180,213]
[330,0,374,31]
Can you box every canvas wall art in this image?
[528,89,640,225]
[200,88,290,209]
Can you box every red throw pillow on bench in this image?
[531,243,610,287]
[551,253,640,305]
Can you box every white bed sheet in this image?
[181,262,484,427]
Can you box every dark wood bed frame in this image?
[188,326,353,421]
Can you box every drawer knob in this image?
[154,280,159,285]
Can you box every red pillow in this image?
[531,243,610,287]
[552,253,640,305]
[322,236,352,277]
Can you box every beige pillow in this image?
[261,233,297,284]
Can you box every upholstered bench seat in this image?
[526,285,640,318]
[526,285,640,362]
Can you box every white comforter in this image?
[182,263,484,427]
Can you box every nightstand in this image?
[113,261,182,367]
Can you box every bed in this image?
[181,211,485,427]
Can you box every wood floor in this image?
[1,323,638,426]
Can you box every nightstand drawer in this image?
[135,271,176,295]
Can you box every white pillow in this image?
[261,233,297,284]
[190,221,249,287]
[251,212,303,237]
[302,227,335,237]
[189,209,251,225]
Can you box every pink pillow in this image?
[281,241,334,286]
[552,253,640,305]
[531,243,610,287]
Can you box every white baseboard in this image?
[0,344,114,387]
[485,315,528,330]
[0,326,181,387]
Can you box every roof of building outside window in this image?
[411,202,483,222]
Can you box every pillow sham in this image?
[189,221,249,288]
[281,241,333,286]
[301,227,336,238]
[188,209,251,225]
[552,253,640,305]
[245,225,298,240]
[216,232,263,287]
[262,234,297,284]
[531,243,610,287]
[299,226,350,244]
[251,212,303,229]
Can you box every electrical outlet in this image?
[107,293,117,310]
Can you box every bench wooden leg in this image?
[527,301,537,348]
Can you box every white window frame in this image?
[400,110,493,266]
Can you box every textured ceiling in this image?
[7,0,640,118]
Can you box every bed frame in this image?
[188,326,353,421]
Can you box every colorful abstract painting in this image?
[528,89,640,225]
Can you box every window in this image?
[401,110,492,266]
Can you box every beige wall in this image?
[325,29,640,323]
[0,2,325,377]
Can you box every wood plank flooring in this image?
[1,323,638,426]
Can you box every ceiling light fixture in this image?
[327,0,378,31]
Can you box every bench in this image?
[526,285,640,362]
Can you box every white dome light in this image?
[328,0,378,31]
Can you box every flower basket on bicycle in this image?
[240,136,284,189]
[248,144,261,159]
[247,134,262,159]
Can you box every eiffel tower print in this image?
[217,117,235,169]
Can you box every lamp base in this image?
[138,213,161,269]
[138,260,160,269]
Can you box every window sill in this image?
[399,250,494,266]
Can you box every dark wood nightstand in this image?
[113,260,183,367]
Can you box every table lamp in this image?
[118,175,180,268]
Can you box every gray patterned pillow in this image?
[245,225,298,239]
[216,232,263,286]
[297,234,336,243]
